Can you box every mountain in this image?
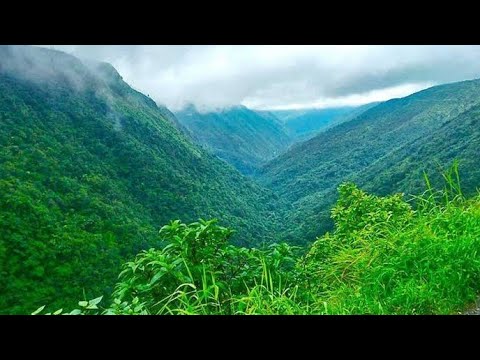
[174,105,292,175]
[0,45,284,314]
[266,103,379,141]
[259,79,480,244]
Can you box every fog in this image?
[39,45,480,111]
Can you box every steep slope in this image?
[267,103,379,141]
[259,79,480,244]
[0,45,283,314]
[174,105,292,175]
[355,103,480,197]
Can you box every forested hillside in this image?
[3,45,480,316]
[0,45,284,314]
[33,167,480,315]
[175,105,292,175]
[260,79,480,244]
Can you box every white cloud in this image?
[248,82,436,110]
[44,45,480,111]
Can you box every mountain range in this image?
[2,45,480,313]
[259,79,480,243]
[266,103,379,141]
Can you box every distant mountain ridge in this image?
[262,103,380,141]
[174,104,292,175]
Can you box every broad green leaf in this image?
[89,296,103,306]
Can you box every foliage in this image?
[302,165,480,314]
[111,219,299,314]
[0,45,284,314]
[260,79,480,245]
[34,219,301,315]
[33,165,480,315]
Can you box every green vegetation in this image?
[175,105,292,175]
[33,165,480,315]
[302,166,480,314]
[260,80,480,245]
[0,46,284,314]
[3,46,480,315]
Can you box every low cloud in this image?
[43,45,480,111]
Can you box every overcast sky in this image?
[46,45,480,111]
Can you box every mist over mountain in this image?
[49,45,480,111]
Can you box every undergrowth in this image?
[34,162,480,315]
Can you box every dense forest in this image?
[175,105,292,175]
[0,46,284,314]
[260,79,480,244]
[33,165,480,315]
[1,45,480,315]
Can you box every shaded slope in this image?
[355,103,480,196]
[175,105,292,175]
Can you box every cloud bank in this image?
[43,45,480,111]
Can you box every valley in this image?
[174,105,292,175]
[0,45,283,313]
[265,102,379,141]
[1,45,480,315]
[259,79,480,244]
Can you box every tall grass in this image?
[305,162,480,314]
[231,259,306,315]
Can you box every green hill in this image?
[174,105,292,175]
[259,79,480,244]
[0,45,283,314]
